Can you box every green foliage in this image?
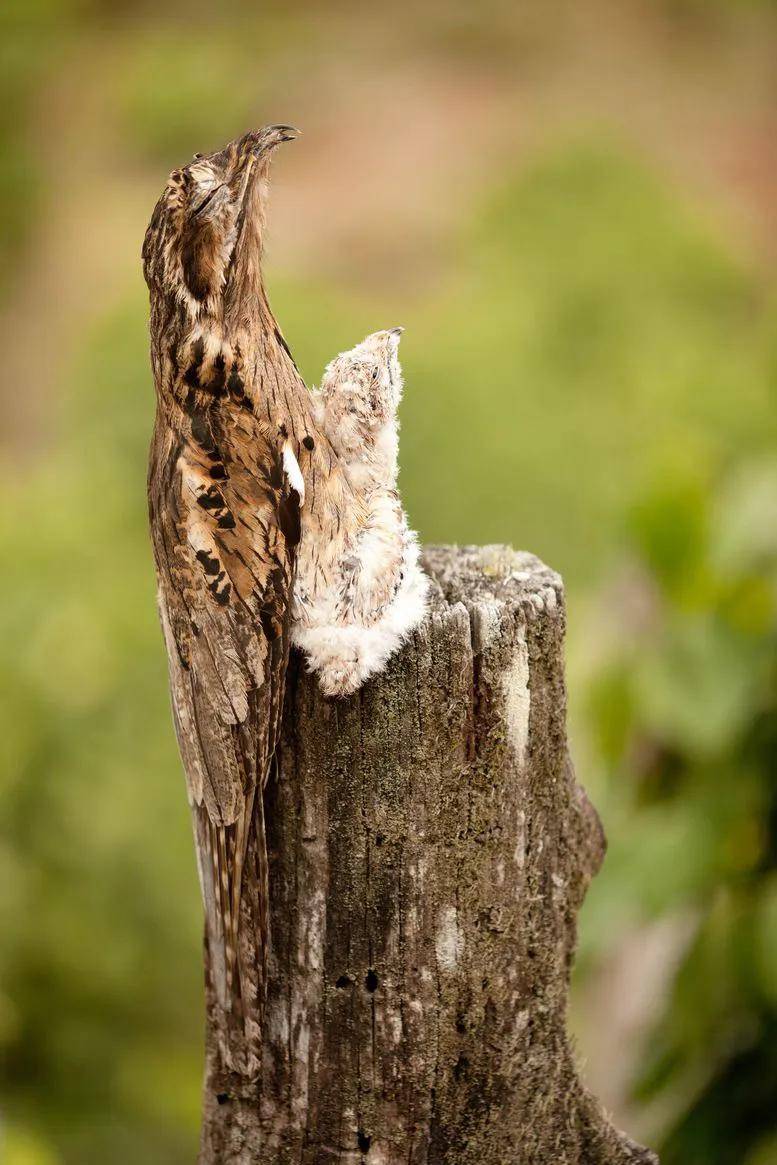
[0,295,202,1163]
[579,462,777,1162]
[396,144,776,584]
[115,30,267,165]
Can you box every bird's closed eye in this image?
[191,184,223,218]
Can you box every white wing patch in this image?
[282,439,305,505]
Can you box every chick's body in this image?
[292,329,429,697]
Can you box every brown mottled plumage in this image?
[142,127,349,1076]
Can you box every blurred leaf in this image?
[635,616,761,756]
[753,874,777,1010]
[629,476,709,598]
[115,24,289,163]
[2,1124,61,1165]
[715,460,777,576]
[746,1132,777,1165]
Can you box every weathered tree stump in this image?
[199,545,657,1164]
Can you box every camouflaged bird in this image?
[292,328,429,696]
[142,127,355,1077]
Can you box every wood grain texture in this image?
[198,544,657,1165]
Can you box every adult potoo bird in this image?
[143,127,340,1077]
[292,329,429,696]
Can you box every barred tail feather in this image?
[236,790,269,1072]
[194,794,269,1077]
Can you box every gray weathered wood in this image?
[198,544,657,1164]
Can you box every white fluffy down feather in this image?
[290,329,429,697]
[292,527,429,697]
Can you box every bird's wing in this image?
[150,400,301,1074]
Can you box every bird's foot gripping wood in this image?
[199,544,659,1165]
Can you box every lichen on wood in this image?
[198,544,658,1165]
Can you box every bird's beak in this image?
[388,326,404,337]
[260,124,301,149]
[230,125,300,215]
[232,125,300,179]
[246,125,301,159]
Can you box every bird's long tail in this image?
[195,791,269,1078]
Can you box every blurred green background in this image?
[1,1,776,1162]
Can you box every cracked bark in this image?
[198,544,658,1165]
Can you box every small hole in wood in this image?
[357,1130,371,1153]
[335,974,354,989]
[216,1092,230,1105]
[375,833,385,847]
[365,969,379,993]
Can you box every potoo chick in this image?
[292,328,429,696]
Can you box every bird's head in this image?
[142,125,299,327]
[320,328,404,437]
